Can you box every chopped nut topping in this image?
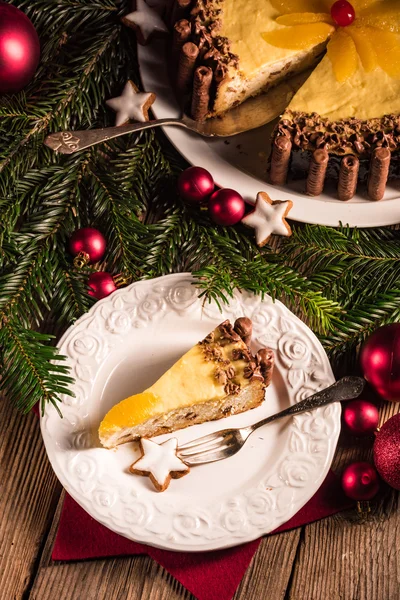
[215,368,228,385]
[225,365,236,380]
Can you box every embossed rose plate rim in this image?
[137,39,400,228]
[40,273,341,552]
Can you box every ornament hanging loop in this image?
[114,273,132,287]
[73,251,90,269]
[357,500,371,521]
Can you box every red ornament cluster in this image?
[0,3,40,94]
[331,0,355,27]
[177,166,245,227]
[69,227,130,300]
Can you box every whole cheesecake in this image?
[168,0,400,201]
[99,318,274,448]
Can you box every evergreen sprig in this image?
[1,0,399,415]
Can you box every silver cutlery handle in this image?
[250,376,365,433]
[44,118,185,154]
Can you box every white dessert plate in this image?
[138,38,400,227]
[41,273,340,552]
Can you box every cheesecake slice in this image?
[169,0,330,120]
[99,318,274,448]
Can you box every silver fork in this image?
[43,71,310,154]
[177,376,365,466]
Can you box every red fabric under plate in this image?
[52,470,353,600]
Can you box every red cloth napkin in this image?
[52,470,353,600]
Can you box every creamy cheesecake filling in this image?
[220,0,323,76]
[286,55,400,121]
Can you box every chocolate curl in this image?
[191,66,213,121]
[177,42,199,96]
[233,317,252,347]
[256,349,274,387]
[306,148,329,196]
[270,136,292,185]
[168,0,192,27]
[338,155,359,201]
[172,19,191,61]
[368,147,391,201]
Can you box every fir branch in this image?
[321,290,400,372]
[0,321,74,415]
[282,224,400,305]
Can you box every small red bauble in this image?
[374,413,400,490]
[0,3,40,94]
[360,323,400,402]
[331,0,355,27]
[208,188,245,226]
[178,166,215,204]
[341,461,380,501]
[69,228,107,266]
[342,399,379,436]
[88,272,116,300]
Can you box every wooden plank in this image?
[0,400,62,600]
[234,531,301,600]
[29,489,194,599]
[287,492,400,600]
[287,403,400,600]
[30,556,196,600]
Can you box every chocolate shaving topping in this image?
[256,348,274,386]
[218,320,241,343]
[224,382,240,395]
[232,347,251,362]
[243,361,257,379]
[276,111,400,157]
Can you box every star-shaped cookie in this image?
[122,0,169,45]
[129,437,190,492]
[106,81,156,126]
[241,191,293,247]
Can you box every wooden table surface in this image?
[1,382,399,599]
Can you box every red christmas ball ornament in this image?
[374,413,400,490]
[178,166,215,204]
[88,272,116,300]
[342,399,379,436]
[341,461,380,501]
[360,323,400,402]
[0,3,40,94]
[69,227,107,267]
[331,0,355,27]
[208,188,245,226]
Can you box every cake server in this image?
[44,72,310,154]
[177,376,365,466]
